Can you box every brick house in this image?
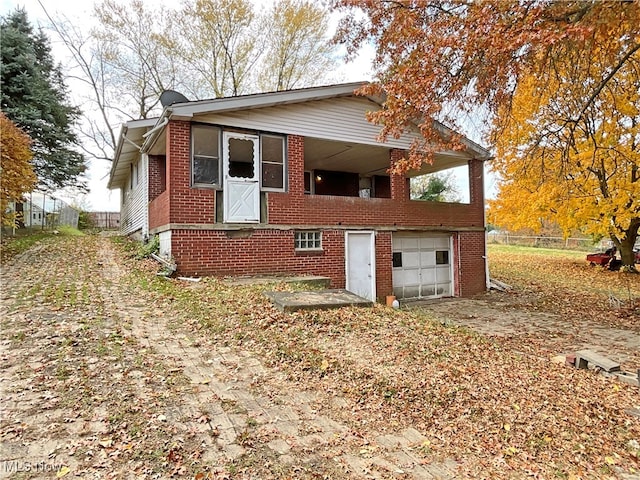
[107,82,491,302]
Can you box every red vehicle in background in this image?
[586,245,640,270]
[586,251,615,267]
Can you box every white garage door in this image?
[392,234,453,299]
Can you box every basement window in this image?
[294,231,322,251]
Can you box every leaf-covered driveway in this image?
[1,234,638,479]
[0,235,457,479]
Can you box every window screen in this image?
[192,125,221,186]
[261,135,285,190]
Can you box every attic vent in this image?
[160,90,190,107]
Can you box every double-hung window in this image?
[192,125,221,187]
[260,135,286,191]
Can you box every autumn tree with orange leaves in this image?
[334,0,640,268]
[0,112,37,227]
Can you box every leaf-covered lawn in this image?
[487,244,639,330]
[1,234,638,479]
[129,242,640,479]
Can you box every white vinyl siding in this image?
[121,154,149,237]
[196,97,421,151]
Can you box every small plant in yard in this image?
[135,234,159,259]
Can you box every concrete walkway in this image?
[265,289,374,312]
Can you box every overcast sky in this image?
[2,1,497,210]
[1,0,374,211]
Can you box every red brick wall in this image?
[149,190,170,230]
[156,123,486,298]
[148,155,166,202]
[167,121,216,225]
[267,144,484,229]
[456,231,487,296]
[149,121,218,229]
[157,125,485,230]
[170,228,406,300]
[171,229,346,286]
[375,231,393,298]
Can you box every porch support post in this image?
[390,149,409,202]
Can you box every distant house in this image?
[107,82,490,302]
[22,202,46,228]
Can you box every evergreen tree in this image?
[1,9,86,192]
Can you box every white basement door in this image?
[392,234,453,299]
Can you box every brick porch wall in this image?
[456,230,487,296]
[171,229,346,288]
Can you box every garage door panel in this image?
[436,266,450,282]
[434,237,449,248]
[420,237,435,249]
[392,233,453,300]
[403,286,420,298]
[420,268,436,284]
[421,285,436,297]
[403,252,419,267]
[400,238,419,249]
[393,268,419,285]
[438,285,451,296]
[420,251,435,266]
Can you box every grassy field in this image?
[487,244,639,327]
[0,226,83,263]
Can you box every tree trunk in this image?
[612,219,639,271]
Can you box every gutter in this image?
[107,125,128,190]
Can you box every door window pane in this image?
[228,138,255,178]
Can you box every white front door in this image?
[223,132,260,223]
[345,231,376,301]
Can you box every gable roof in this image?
[108,82,491,189]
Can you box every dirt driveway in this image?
[1,234,638,479]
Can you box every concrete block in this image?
[575,350,620,372]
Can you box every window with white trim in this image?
[192,124,221,187]
[294,231,322,251]
[261,134,286,191]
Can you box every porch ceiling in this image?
[303,137,470,177]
